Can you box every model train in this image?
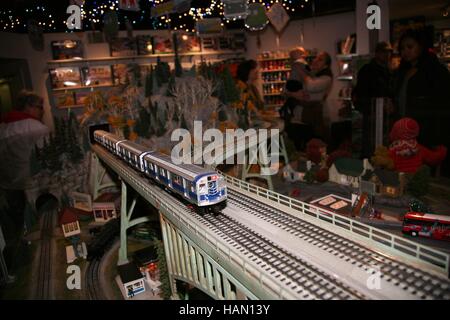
[93,130,227,215]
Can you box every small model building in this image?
[92,193,120,223]
[59,207,82,238]
[361,169,406,198]
[133,246,159,281]
[328,158,373,188]
[118,262,146,298]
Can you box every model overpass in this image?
[91,144,450,300]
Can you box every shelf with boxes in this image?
[434,28,450,71]
[47,33,246,109]
[257,51,291,108]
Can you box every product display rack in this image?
[47,50,246,109]
[257,51,291,109]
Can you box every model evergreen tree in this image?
[172,33,183,77]
[218,67,240,105]
[155,239,172,300]
[29,144,42,176]
[145,66,153,98]
[155,104,167,137]
[180,113,188,130]
[135,107,152,138]
[155,57,171,86]
[407,165,431,198]
[40,137,49,170]
[166,73,176,97]
[68,128,84,163]
[47,133,62,171]
[409,199,430,213]
[304,169,316,184]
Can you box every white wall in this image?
[245,11,356,123]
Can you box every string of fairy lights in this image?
[0,0,313,33]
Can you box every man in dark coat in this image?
[353,42,394,159]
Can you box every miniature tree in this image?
[172,33,183,77]
[219,67,240,105]
[179,113,188,130]
[29,144,42,176]
[371,146,395,170]
[134,107,152,138]
[304,169,315,184]
[409,199,430,213]
[68,129,84,164]
[155,239,172,300]
[47,133,63,171]
[166,73,176,97]
[407,165,431,198]
[145,66,154,98]
[123,124,131,139]
[40,137,49,170]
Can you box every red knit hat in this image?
[390,117,420,141]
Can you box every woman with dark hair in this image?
[394,28,450,176]
[235,59,264,128]
[287,51,333,145]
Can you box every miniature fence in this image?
[220,171,450,278]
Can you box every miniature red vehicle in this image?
[402,212,450,241]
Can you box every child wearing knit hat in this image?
[388,118,447,173]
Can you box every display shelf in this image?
[260,68,291,73]
[263,92,283,96]
[47,50,246,67]
[52,84,116,92]
[263,80,288,84]
[257,56,289,62]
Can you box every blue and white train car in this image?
[143,152,227,213]
[94,130,227,215]
[94,130,126,155]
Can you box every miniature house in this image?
[361,169,405,198]
[133,246,159,281]
[118,262,146,298]
[59,207,81,238]
[329,158,373,188]
[92,193,120,223]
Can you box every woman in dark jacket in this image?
[394,29,450,176]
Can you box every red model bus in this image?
[402,212,450,241]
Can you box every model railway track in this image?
[86,258,104,300]
[228,189,450,300]
[199,212,366,300]
[35,208,53,299]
